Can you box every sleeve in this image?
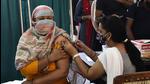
[20,60,38,76]
[96,0,104,10]
[97,48,124,84]
[62,33,71,41]
[126,4,137,19]
[97,52,107,72]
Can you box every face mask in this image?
[96,32,108,45]
[34,19,55,36]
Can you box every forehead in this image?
[32,6,54,18]
[34,10,53,18]
[36,15,53,19]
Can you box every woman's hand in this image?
[62,41,78,58]
[74,40,87,51]
[48,46,67,62]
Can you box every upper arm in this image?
[55,33,70,43]
[126,17,134,31]
[126,17,134,26]
[87,59,105,80]
[126,5,136,29]
[54,35,70,74]
[56,57,69,73]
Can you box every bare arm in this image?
[73,56,105,80]
[126,17,135,40]
[38,49,65,72]
[33,56,69,84]
[20,48,64,76]
[21,35,69,82]
[32,35,70,83]
[75,40,99,61]
[63,40,105,80]
[83,46,99,62]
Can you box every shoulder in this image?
[98,47,119,58]
[98,47,120,65]
[19,28,34,41]
[54,33,70,44]
[56,27,70,39]
[55,35,67,43]
[103,47,117,53]
[22,28,33,37]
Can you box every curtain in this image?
[1,0,23,83]
[1,0,70,83]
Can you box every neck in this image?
[107,40,123,47]
[107,40,117,47]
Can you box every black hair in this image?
[99,15,144,71]
[99,15,126,43]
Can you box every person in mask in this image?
[126,0,150,40]
[74,0,102,51]
[61,15,144,84]
[15,5,71,84]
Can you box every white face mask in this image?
[34,19,55,36]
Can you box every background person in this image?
[126,0,150,40]
[74,0,102,51]
[94,0,134,28]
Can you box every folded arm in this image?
[20,50,65,76]
[32,57,69,84]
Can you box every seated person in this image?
[15,5,71,84]
[62,15,144,84]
